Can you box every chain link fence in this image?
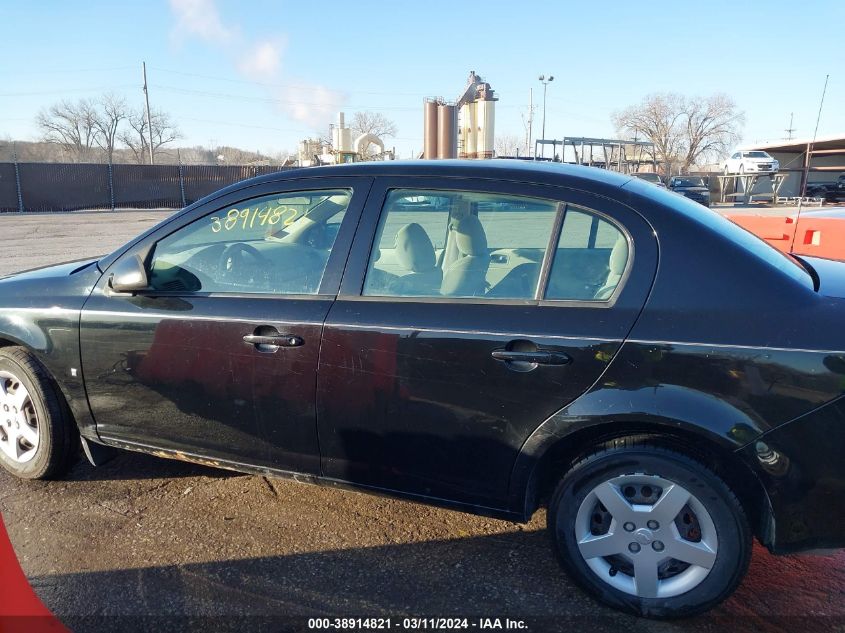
[0,162,295,212]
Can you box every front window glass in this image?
[148,189,351,294]
[363,189,559,299]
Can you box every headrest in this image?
[608,235,628,275]
[450,215,488,257]
[395,223,436,272]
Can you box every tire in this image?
[547,439,751,619]
[0,346,78,479]
[739,164,745,174]
[723,165,729,176]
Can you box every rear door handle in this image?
[491,350,572,365]
[243,332,304,350]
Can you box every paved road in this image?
[0,210,174,275]
[0,210,844,632]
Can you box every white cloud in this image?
[238,39,286,80]
[168,0,348,133]
[281,84,347,130]
[169,0,231,42]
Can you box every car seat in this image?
[593,235,628,300]
[440,215,489,297]
[388,223,442,296]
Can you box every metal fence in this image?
[0,162,294,212]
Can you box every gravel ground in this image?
[0,209,844,633]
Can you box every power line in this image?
[179,116,309,134]
[4,66,136,75]
[150,84,421,111]
[149,66,433,97]
[0,85,137,97]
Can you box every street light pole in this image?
[538,74,554,159]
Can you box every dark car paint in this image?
[667,178,711,207]
[0,258,103,437]
[806,175,845,202]
[317,176,658,510]
[80,176,373,475]
[0,160,843,553]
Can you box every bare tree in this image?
[120,108,180,164]
[681,94,744,172]
[350,111,398,139]
[350,111,397,157]
[36,99,100,161]
[92,93,128,164]
[612,93,685,177]
[495,133,522,157]
[613,93,744,176]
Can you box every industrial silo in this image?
[437,103,457,159]
[476,99,495,159]
[424,99,439,159]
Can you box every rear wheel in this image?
[0,347,77,479]
[547,440,751,618]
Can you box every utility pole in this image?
[142,61,155,165]
[527,88,533,158]
[785,112,796,140]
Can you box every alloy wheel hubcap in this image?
[574,473,718,599]
[0,370,39,463]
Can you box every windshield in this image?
[634,173,660,182]
[743,151,769,158]
[673,177,705,187]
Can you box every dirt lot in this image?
[1,210,844,632]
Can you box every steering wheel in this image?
[217,242,268,284]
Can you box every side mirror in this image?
[108,254,149,294]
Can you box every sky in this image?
[1,0,843,159]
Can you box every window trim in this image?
[534,202,566,300]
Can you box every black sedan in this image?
[1,160,843,619]
[668,175,711,207]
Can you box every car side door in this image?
[80,177,371,474]
[316,177,657,512]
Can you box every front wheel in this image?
[0,347,78,479]
[547,441,751,618]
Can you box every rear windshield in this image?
[673,177,705,187]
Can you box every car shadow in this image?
[28,531,843,633]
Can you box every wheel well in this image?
[0,338,82,435]
[528,423,773,546]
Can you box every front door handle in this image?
[243,330,304,352]
[491,350,572,366]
